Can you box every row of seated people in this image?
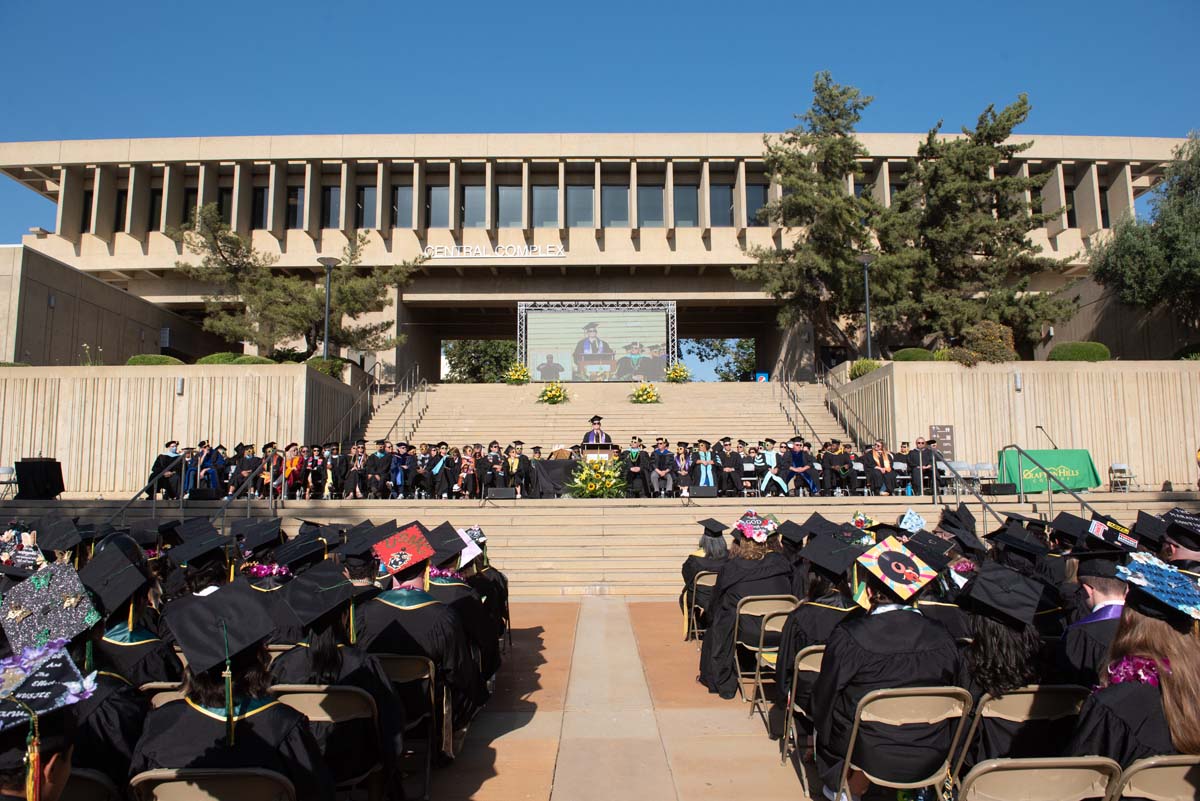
[0,513,507,801]
[680,504,1200,800]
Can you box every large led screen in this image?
[526,310,668,382]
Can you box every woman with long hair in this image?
[1067,553,1200,766]
[680,519,730,635]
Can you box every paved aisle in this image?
[434,599,805,801]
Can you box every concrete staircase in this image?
[365,381,850,448]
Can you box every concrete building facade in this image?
[0,132,1183,378]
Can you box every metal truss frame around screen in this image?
[518,300,678,383]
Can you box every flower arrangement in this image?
[734,510,779,543]
[630,382,661,404]
[1,524,44,572]
[243,562,291,579]
[664,362,690,383]
[537,381,569,405]
[565,458,627,498]
[503,361,531,385]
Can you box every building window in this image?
[427,185,449,228]
[462,185,486,228]
[286,186,304,229]
[566,185,593,227]
[889,184,904,205]
[746,183,769,226]
[251,187,268,230]
[636,184,664,228]
[853,181,869,199]
[1065,186,1077,228]
[601,184,629,227]
[355,185,377,229]
[496,185,523,228]
[1099,188,1111,229]
[182,188,198,224]
[709,184,733,227]
[673,184,699,227]
[321,185,340,228]
[532,185,558,228]
[148,189,163,232]
[391,185,413,228]
[114,189,128,233]
[80,190,93,234]
[217,188,233,224]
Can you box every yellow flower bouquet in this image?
[565,458,627,498]
[664,361,690,383]
[504,361,531,385]
[537,381,569,404]
[630,382,661,404]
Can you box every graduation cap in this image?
[776,520,805,546]
[1004,512,1048,533]
[905,530,956,572]
[1086,515,1138,552]
[1049,512,1091,548]
[334,521,393,567]
[734,511,778,542]
[1132,511,1168,549]
[428,522,467,567]
[0,644,92,779]
[583,322,600,331]
[126,519,169,548]
[856,536,939,606]
[1118,552,1200,630]
[456,528,483,569]
[958,562,1043,627]
[297,519,327,538]
[0,563,101,653]
[272,536,327,574]
[281,561,355,629]
[74,520,113,546]
[374,522,435,576]
[801,534,866,579]
[167,534,235,568]
[1075,548,1127,581]
[175,517,219,542]
[698,518,727,537]
[833,522,876,549]
[988,521,1050,557]
[1164,508,1200,551]
[898,509,927,534]
[589,415,603,424]
[35,518,81,557]
[799,512,839,539]
[235,519,284,557]
[79,546,149,619]
[462,525,486,545]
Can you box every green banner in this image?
[997,449,1102,493]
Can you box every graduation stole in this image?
[432,456,446,475]
[696,452,714,486]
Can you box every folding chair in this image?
[973,462,997,485]
[265,643,292,664]
[1110,754,1200,801]
[951,684,1090,782]
[130,767,296,801]
[1109,463,1136,493]
[836,686,974,800]
[749,608,795,721]
[0,466,16,501]
[63,768,122,801]
[780,644,826,790]
[731,595,798,704]
[143,684,184,707]
[377,654,444,801]
[684,571,718,643]
[893,461,911,494]
[958,756,1121,801]
[851,462,869,495]
[272,684,385,801]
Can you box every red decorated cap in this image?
[373,522,435,576]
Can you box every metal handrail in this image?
[209,457,277,536]
[998,444,1103,523]
[382,378,429,444]
[317,378,378,449]
[930,449,1005,526]
[105,454,185,527]
[824,378,881,449]
[777,378,822,445]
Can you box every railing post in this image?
[1016,450,1026,504]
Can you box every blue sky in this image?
[1,0,1195,379]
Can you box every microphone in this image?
[1036,425,1060,450]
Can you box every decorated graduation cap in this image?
[958,562,1043,627]
[898,509,927,534]
[801,534,866,579]
[988,520,1050,557]
[373,522,435,577]
[462,525,486,545]
[78,545,149,620]
[854,535,939,608]
[427,522,467,567]
[1118,552,1200,631]
[281,561,356,630]
[1086,514,1138,552]
[1164,507,1200,551]
[0,563,101,654]
[455,527,483,569]
[1049,512,1091,547]
[734,510,778,543]
[697,518,727,537]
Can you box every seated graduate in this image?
[357,522,485,734]
[1066,553,1200,768]
[771,530,866,730]
[130,581,335,801]
[424,522,503,682]
[1160,508,1200,579]
[679,518,730,633]
[775,520,810,600]
[984,520,1068,637]
[820,439,853,496]
[811,535,960,801]
[699,513,794,699]
[1054,549,1127,687]
[955,563,1057,773]
[460,526,509,640]
[272,560,404,792]
[245,529,329,647]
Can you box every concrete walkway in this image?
[434,598,805,801]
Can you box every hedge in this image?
[0,361,31,367]
[1173,343,1200,360]
[1048,341,1111,362]
[232,355,275,365]
[126,357,184,366]
[849,358,881,380]
[892,347,935,361]
[195,352,244,365]
[305,357,348,380]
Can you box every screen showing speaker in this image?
[525,309,669,382]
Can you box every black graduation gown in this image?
[245,577,305,646]
[1066,682,1177,768]
[359,588,486,729]
[428,576,503,680]
[622,450,651,497]
[97,624,184,687]
[811,608,961,789]
[679,552,728,626]
[271,643,404,786]
[72,670,149,786]
[467,565,509,636]
[1055,606,1123,687]
[916,600,972,641]
[698,553,795,699]
[129,697,335,801]
[717,450,743,495]
[148,453,180,499]
[771,595,860,712]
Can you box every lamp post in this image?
[861,256,873,360]
[317,257,339,360]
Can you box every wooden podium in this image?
[581,443,618,462]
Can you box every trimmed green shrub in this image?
[1048,341,1111,362]
[232,355,275,365]
[126,354,185,366]
[271,347,307,363]
[944,347,980,367]
[195,352,243,364]
[963,321,1018,363]
[305,357,348,380]
[1173,343,1200,360]
[849,358,881,380]
[0,361,31,367]
[891,347,935,361]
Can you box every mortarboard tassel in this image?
[84,639,94,673]
[349,603,356,645]
[220,621,235,746]
[422,563,430,592]
[127,600,135,633]
[15,700,40,801]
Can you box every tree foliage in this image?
[443,340,517,383]
[734,72,876,347]
[873,94,1075,352]
[1090,132,1200,324]
[684,339,757,382]
[175,206,417,357]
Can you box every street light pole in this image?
[862,258,873,360]
[317,257,339,360]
